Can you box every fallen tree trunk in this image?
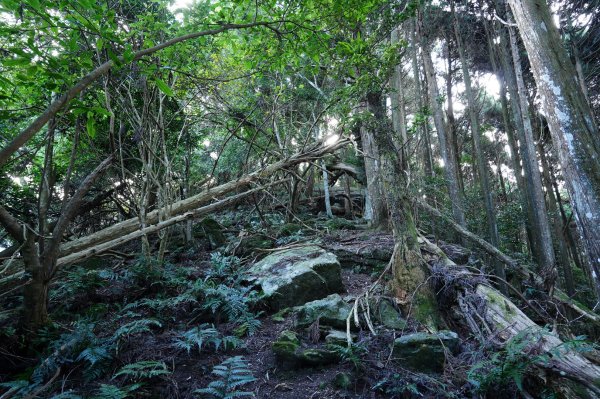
[57,180,287,266]
[421,236,600,396]
[59,141,348,259]
[417,199,600,326]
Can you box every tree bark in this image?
[508,0,600,299]
[360,101,388,229]
[508,17,557,291]
[369,90,440,327]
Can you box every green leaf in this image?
[86,113,96,138]
[155,79,174,97]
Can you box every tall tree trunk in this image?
[538,134,575,295]
[391,28,409,172]
[368,91,440,327]
[493,14,537,256]
[410,25,434,178]
[508,0,600,298]
[360,102,388,228]
[453,5,505,291]
[508,16,557,291]
[444,41,465,194]
[420,31,466,231]
[21,234,48,331]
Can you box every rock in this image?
[372,299,407,330]
[300,348,339,366]
[194,218,226,248]
[296,294,353,330]
[278,223,303,237]
[228,233,274,256]
[392,330,459,373]
[324,217,356,231]
[247,246,344,310]
[323,232,394,270]
[439,243,470,265]
[325,330,354,346]
[332,372,353,389]
[272,330,301,363]
[272,330,339,368]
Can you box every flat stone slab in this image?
[246,245,344,310]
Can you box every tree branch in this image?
[0,21,284,168]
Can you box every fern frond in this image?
[195,356,255,399]
[113,361,171,381]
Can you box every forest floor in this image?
[0,210,525,398]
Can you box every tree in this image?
[508,0,600,299]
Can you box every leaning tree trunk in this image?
[508,0,600,299]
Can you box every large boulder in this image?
[392,331,459,373]
[246,246,344,310]
[296,294,353,330]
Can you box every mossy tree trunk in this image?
[366,91,440,328]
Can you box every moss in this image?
[484,287,516,320]
[272,330,300,361]
[332,372,353,389]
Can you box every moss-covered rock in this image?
[325,217,357,230]
[392,330,459,373]
[371,299,407,330]
[278,223,303,237]
[228,233,274,256]
[246,246,344,310]
[296,294,353,330]
[300,348,339,366]
[325,330,354,346]
[272,330,301,363]
[272,330,340,368]
[194,217,226,248]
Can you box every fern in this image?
[172,324,241,354]
[91,383,142,399]
[50,391,84,398]
[113,361,171,381]
[0,380,37,397]
[112,319,162,341]
[201,284,262,336]
[207,253,242,283]
[195,356,256,399]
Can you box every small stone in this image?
[272,330,300,363]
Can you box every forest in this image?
[0,0,599,397]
